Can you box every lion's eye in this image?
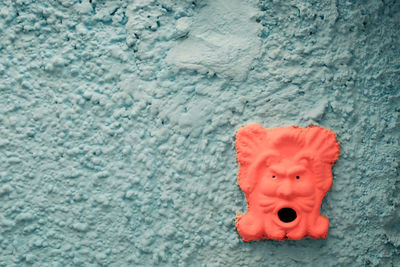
[296,176,300,179]
[272,175,276,179]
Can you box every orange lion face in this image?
[235,124,340,241]
[256,157,316,212]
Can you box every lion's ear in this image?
[313,161,334,192]
[304,126,340,192]
[235,124,267,166]
[305,126,340,163]
[235,124,268,194]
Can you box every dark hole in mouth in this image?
[278,208,297,223]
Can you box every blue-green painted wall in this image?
[0,0,399,266]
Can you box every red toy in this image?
[235,124,340,241]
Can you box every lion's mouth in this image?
[277,207,297,223]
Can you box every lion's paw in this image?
[309,215,329,239]
[236,213,263,241]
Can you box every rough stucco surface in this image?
[0,0,399,266]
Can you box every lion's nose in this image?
[277,181,293,198]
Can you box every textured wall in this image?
[0,0,399,266]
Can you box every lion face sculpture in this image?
[235,124,340,241]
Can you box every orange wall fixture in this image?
[235,124,340,241]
